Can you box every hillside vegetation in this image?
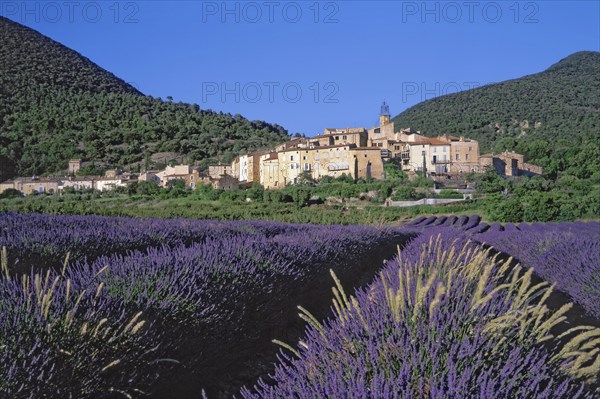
[393,51,600,179]
[0,17,289,179]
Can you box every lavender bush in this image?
[2,212,597,398]
[409,215,600,319]
[0,212,408,398]
[0,260,162,398]
[244,232,599,398]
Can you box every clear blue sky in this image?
[3,1,599,135]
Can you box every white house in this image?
[94,177,128,191]
[59,177,95,191]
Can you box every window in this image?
[336,151,340,158]
[190,175,194,181]
[433,147,437,153]
[315,153,320,160]
[190,183,195,189]
[290,155,294,161]
[304,163,311,171]
[456,154,459,161]
[335,136,339,140]
[342,135,347,140]
[469,146,472,151]
[466,154,469,160]
[303,156,306,160]
[443,147,447,153]
[290,163,295,170]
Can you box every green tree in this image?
[297,171,316,186]
[384,163,406,180]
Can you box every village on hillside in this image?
[0,102,542,196]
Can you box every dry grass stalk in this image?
[298,305,326,339]
[272,339,300,358]
[1,246,8,280]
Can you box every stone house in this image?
[273,137,310,152]
[0,180,15,194]
[208,164,232,179]
[185,170,211,190]
[138,171,161,184]
[214,175,239,190]
[156,165,193,187]
[479,151,542,177]
[232,152,265,185]
[104,169,122,178]
[14,177,61,195]
[260,153,281,189]
[68,159,81,175]
[400,136,451,175]
[437,135,481,174]
[266,144,384,187]
[367,137,409,160]
[311,128,368,147]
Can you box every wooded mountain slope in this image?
[392,51,600,178]
[0,17,289,179]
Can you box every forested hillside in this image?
[393,51,600,178]
[0,17,289,179]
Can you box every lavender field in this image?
[0,212,598,398]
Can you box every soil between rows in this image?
[151,233,415,399]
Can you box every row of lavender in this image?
[409,215,600,318]
[243,221,600,398]
[2,212,597,398]
[0,212,308,271]
[0,212,408,398]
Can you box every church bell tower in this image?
[379,100,390,127]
